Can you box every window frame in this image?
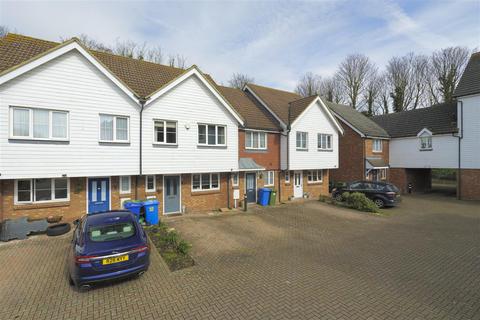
[9,106,69,141]
[99,114,130,143]
[265,171,275,186]
[307,170,323,184]
[14,178,70,204]
[231,172,239,187]
[284,171,290,184]
[245,130,267,150]
[380,168,387,180]
[191,173,221,192]
[317,133,333,151]
[372,139,383,153]
[197,123,227,147]
[145,175,156,192]
[119,176,131,194]
[153,119,178,145]
[296,131,308,150]
[419,135,433,151]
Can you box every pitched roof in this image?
[288,95,318,123]
[216,85,281,131]
[0,33,186,98]
[246,83,302,124]
[454,52,480,98]
[326,102,390,138]
[372,102,458,138]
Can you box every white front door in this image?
[294,171,303,198]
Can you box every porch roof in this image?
[239,158,265,171]
[365,158,389,169]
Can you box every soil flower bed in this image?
[144,223,195,271]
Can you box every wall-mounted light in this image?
[62,174,67,177]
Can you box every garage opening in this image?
[430,169,457,197]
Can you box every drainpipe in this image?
[227,170,231,209]
[457,100,463,200]
[136,98,147,200]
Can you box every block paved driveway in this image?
[0,194,479,320]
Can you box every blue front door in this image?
[164,176,180,214]
[88,178,110,213]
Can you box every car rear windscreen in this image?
[89,223,135,242]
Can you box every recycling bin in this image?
[269,190,277,205]
[258,188,272,206]
[123,201,143,220]
[143,199,159,225]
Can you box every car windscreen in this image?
[88,222,136,242]
[384,184,399,192]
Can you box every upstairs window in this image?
[154,120,177,144]
[245,131,267,150]
[100,114,129,142]
[198,124,226,146]
[15,178,69,204]
[10,107,68,140]
[192,173,220,191]
[307,170,323,183]
[317,134,333,150]
[296,131,308,150]
[420,135,432,150]
[372,139,383,152]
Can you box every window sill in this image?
[99,141,130,145]
[14,201,70,210]
[191,189,221,195]
[296,148,308,152]
[419,148,433,152]
[317,149,333,152]
[9,138,70,144]
[307,181,323,185]
[153,143,178,148]
[119,191,132,195]
[372,150,383,153]
[145,190,157,193]
[197,145,227,149]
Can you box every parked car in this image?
[331,180,401,208]
[68,210,150,290]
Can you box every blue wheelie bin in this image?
[123,201,143,221]
[143,200,159,225]
[258,188,272,206]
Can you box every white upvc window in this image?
[284,171,290,183]
[145,175,156,192]
[420,135,432,150]
[296,131,308,150]
[10,107,69,140]
[245,131,267,150]
[119,176,131,194]
[265,171,275,186]
[192,173,220,191]
[372,139,383,152]
[380,168,387,180]
[99,114,129,142]
[198,124,226,146]
[317,133,333,150]
[154,120,177,144]
[232,172,239,186]
[307,170,323,183]
[14,178,69,204]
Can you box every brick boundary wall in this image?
[458,169,480,200]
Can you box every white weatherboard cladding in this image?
[389,135,459,169]
[142,76,239,174]
[0,51,140,179]
[280,133,287,170]
[288,101,339,170]
[458,95,480,169]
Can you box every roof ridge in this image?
[4,33,59,45]
[373,102,456,119]
[247,82,300,96]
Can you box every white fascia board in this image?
[145,68,244,126]
[291,96,344,134]
[243,85,287,129]
[417,128,433,137]
[0,41,140,105]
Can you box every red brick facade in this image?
[279,170,330,202]
[238,130,281,170]
[458,169,480,200]
[389,168,432,194]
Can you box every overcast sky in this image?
[1,0,479,90]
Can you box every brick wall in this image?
[389,168,432,194]
[458,169,480,200]
[279,170,329,202]
[364,138,389,163]
[330,123,365,182]
[233,170,281,208]
[181,173,229,213]
[238,130,281,170]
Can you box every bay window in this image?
[100,114,129,142]
[15,178,69,204]
[10,107,69,140]
[192,173,220,191]
[245,131,267,150]
[198,124,226,146]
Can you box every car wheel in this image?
[68,274,75,286]
[374,198,385,208]
[334,193,343,202]
[46,223,71,236]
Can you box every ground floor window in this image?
[265,171,274,186]
[192,173,220,191]
[307,170,323,183]
[146,175,156,192]
[285,171,290,183]
[231,172,239,186]
[120,176,131,194]
[380,168,387,180]
[15,178,69,204]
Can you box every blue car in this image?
[68,210,150,290]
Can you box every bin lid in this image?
[143,200,159,205]
[260,188,272,192]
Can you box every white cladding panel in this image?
[142,75,239,174]
[288,101,339,170]
[458,95,480,169]
[0,51,140,179]
[280,133,287,170]
[389,135,458,168]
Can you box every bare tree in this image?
[146,46,164,64]
[336,54,376,110]
[363,70,382,116]
[319,76,344,104]
[0,25,10,38]
[376,72,390,114]
[431,47,470,103]
[410,54,430,109]
[295,72,322,97]
[72,34,112,52]
[386,54,414,112]
[168,54,187,69]
[228,73,254,89]
[114,40,138,58]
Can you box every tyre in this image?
[373,198,385,208]
[334,193,343,202]
[46,223,71,236]
[68,274,75,286]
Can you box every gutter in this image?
[457,100,463,200]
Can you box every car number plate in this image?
[102,255,129,265]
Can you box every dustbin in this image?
[269,190,277,205]
[258,188,271,206]
[123,201,143,220]
[143,200,159,225]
